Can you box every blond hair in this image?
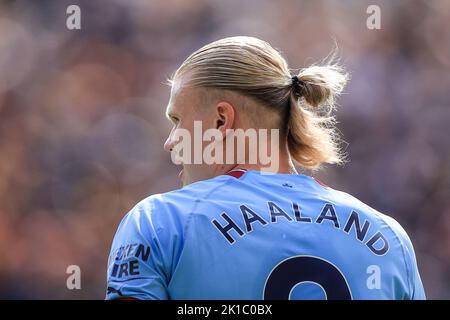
[171,36,349,169]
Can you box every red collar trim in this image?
[225,169,247,179]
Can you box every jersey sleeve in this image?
[387,216,426,300]
[402,231,426,300]
[106,197,176,300]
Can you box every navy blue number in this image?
[264,256,352,300]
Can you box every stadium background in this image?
[0,0,449,299]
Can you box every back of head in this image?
[171,36,349,170]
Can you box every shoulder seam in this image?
[182,176,240,239]
[373,213,413,299]
[167,176,240,287]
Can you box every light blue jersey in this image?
[106,170,425,300]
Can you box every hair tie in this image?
[291,76,305,98]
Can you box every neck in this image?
[216,149,297,175]
[210,132,297,176]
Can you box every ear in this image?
[214,101,235,135]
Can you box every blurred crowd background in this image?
[0,0,449,299]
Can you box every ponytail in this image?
[287,63,349,169]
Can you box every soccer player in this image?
[106,36,425,300]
